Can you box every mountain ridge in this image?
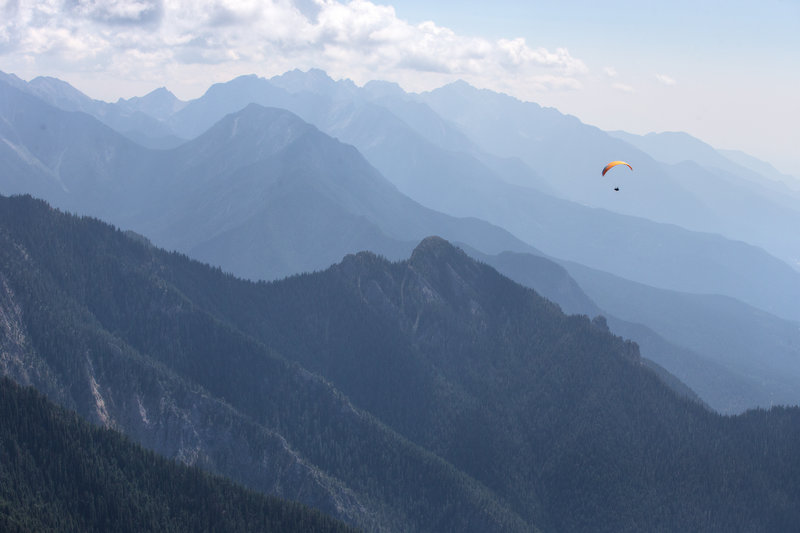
[0,78,537,282]
[3,194,800,531]
[462,244,800,413]
[145,69,800,321]
[0,193,532,532]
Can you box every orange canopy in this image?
[602,161,633,176]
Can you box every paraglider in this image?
[602,161,633,176]
[602,161,632,191]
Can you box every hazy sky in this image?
[1,0,798,175]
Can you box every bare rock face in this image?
[0,273,35,383]
[0,271,71,407]
[72,344,372,529]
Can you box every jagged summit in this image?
[435,79,474,92]
[337,249,390,274]
[272,67,334,86]
[412,234,454,252]
[127,86,183,105]
[29,75,78,90]
[269,68,358,96]
[208,103,313,139]
[27,75,94,108]
[116,86,187,120]
[172,103,324,169]
[199,73,269,100]
[0,70,25,87]
[146,86,174,97]
[409,235,469,265]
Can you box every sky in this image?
[1,0,798,176]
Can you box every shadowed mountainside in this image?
[2,195,799,532]
[0,377,358,533]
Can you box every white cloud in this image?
[655,73,676,86]
[612,82,634,93]
[603,66,617,77]
[0,0,589,98]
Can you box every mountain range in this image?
[2,194,800,531]
[2,68,799,417]
[130,70,800,320]
[0,78,535,281]
[463,246,794,414]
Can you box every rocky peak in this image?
[409,235,468,265]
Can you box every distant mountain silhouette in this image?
[116,86,187,121]
[17,74,179,147]
[153,69,800,322]
[608,130,800,259]
[0,79,536,281]
[563,260,800,411]
[718,148,800,190]
[420,81,800,268]
[464,245,800,413]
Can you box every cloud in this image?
[612,82,634,93]
[67,0,164,25]
[603,66,617,77]
[655,73,676,86]
[0,0,589,98]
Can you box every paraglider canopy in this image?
[602,161,633,176]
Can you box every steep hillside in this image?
[2,72,179,148]
[0,194,531,533]
[460,246,795,413]
[161,235,800,532]
[0,377,356,533]
[2,195,800,531]
[0,80,158,223]
[562,260,800,411]
[143,103,536,278]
